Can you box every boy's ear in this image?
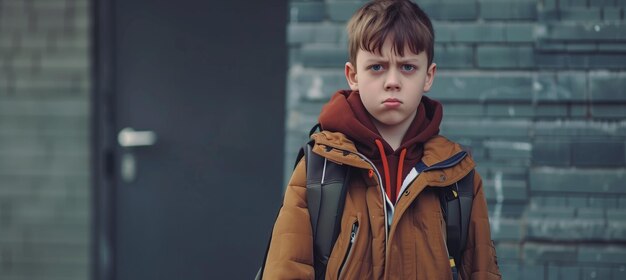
[423,62,437,92]
[345,62,359,90]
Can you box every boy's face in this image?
[345,37,436,130]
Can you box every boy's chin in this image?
[372,115,408,128]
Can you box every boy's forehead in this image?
[356,36,427,61]
[357,47,426,61]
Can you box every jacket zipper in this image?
[338,220,359,279]
[321,148,390,263]
[353,151,390,241]
[321,144,470,278]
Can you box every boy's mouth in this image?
[383,98,402,104]
[382,98,402,108]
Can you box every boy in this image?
[263,0,501,279]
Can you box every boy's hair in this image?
[347,0,435,67]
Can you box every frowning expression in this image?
[345,37,436,130]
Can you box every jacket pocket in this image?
[337,218,359,279]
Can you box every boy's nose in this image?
[384,71,401,91]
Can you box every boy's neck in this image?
[371,109,417,152]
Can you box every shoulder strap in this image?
[443,169,475,272]
[292,122,321,169]
[308,123,322,137]
[305,142,350,280]
[257,136,350,280]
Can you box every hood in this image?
[317,90,444,202]
[318,90,443,160]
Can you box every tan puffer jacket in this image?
[263,131,501,280]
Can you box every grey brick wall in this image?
[285,0,626,279]
[0,0,90,279]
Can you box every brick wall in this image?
[285,0,626,279]
[0,0,90,279]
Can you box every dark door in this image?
[93,0,286,279]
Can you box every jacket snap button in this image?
[440,174,446,182]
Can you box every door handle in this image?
[117,127,157,183]
[118,127,157,147]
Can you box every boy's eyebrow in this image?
[397,58,421,63]
[363,57,421,64]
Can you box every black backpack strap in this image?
[443,169,475,275]
[309,123,322,137]
[293,140,311,169]
[305,142,350,279]
[257,138,350,280]
[457,170,474,255]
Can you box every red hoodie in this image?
[318,90,443,203]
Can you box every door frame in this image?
[91,0,116,279]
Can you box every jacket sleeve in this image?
[460,171,502,280]
[262,158,315,280]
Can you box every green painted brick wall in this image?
[0,0,91,279]
[285,0,626,278]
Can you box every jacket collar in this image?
[310,131,475,186]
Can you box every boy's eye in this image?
[402,64,416,72]
[369,64,383,71]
